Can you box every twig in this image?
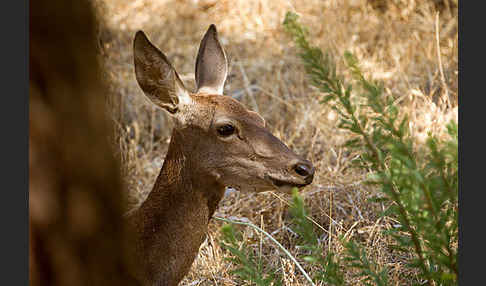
[214,216,316,286]
[435,12,450,109]
[269,192,330,234]
[237,62,260,113]
[328,189,333,252]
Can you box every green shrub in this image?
[218,11,457,286]
[220,223,283,286]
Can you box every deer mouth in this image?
[265,175,308,189]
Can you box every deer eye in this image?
[217,124,235,137]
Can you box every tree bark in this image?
[29,1,138,285]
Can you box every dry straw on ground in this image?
[94,0,457,285]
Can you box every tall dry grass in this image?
[94,0,457,284]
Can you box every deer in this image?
[125,24,315,286]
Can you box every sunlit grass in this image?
[94,0,457,284]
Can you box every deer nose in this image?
[293,161,315,184]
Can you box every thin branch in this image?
[214,216,316,286]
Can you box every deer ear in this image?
[133,31,191,114]
[195,24,228,95]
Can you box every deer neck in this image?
[127,128,226,284]
[144,128,226,217]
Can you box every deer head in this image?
[133,25,314,194]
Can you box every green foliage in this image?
[289,188,320,260]
[220,224,282,286]
[288,189,388,286]
[220,11,457,286]
[289,189,345,286]
[283,11,458,286]
[342,240,388,286]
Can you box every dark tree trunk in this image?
[29,1,138,285]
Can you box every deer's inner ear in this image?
[133,31,191,113]
[195,24,228,95]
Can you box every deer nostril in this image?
[291,160,315,185]
[294,163,311,177]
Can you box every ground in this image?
[94,0,458,285]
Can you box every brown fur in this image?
[126,128,225,285]
[126,25,315,286]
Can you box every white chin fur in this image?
[276,185,295,194]
[229,184,295,194]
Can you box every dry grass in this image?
[93,0,457,285]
